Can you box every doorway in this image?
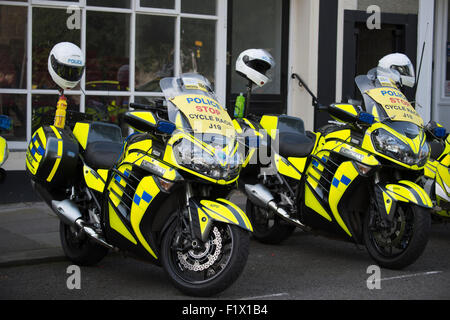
[341,10,418,104]
[226,0,290,116]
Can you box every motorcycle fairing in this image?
[191,198,253,241]
[83,165,108,193]
[0,136,7,167]
[363,123,428,170]
[436,164,450,200]
[129,175,160,259]
[377,180,432,212]
[163,130,240,185]
[328,161,360,237]
[106,170,161,259]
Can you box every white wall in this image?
[336,0,358,103]
[287,0,320,131]
[415,0,434,124]
[432,0,450,129]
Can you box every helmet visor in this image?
[246,59,272,76]
[50,54,85,82]
[391,64,414,77]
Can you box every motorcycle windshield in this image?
[356,68,424,133]
[160,73,236,140]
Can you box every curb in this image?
[0,248,66,268]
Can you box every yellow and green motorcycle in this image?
[236,69,432,269]
[26,73,252,297]
[418,121,449,219]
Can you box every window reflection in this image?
[181,18,216,85]
[32,95,80,133]
[86,11,130,91]
[86,95,129,136]
[181,0,216,15]
[87,0,130,9]
[135,14,175,92]
[140,0,175,9]
[0,94,26,141]
[32,7,81,90]
[0,6,27,89]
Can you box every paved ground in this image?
[0,200,449,302]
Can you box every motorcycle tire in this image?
[363,203,431,270]
[161,219,250,297]
[246,199,296,245]
[59,221,108,266]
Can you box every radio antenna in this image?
[414,22,429,99]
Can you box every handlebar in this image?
[129,100,167,114]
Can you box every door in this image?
[226,0,290,116]
[341,11,418,104]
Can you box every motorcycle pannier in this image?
[26,125,79,188]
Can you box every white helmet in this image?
[48,42,85,90]
[235,49,275,87]
[378,53,415,88]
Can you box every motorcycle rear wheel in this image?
[363,203,431,270]
[161,219,250,297]
[59,221,108,266]
[246,199,296,244]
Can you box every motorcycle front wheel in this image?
[161,219,250,297]
[363,202,431,270]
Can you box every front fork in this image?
[184,183,199,241]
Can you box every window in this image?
[135,14,175,91]
[0,0,225,147]
[86,11,130,91]
[0,5,27,142]
[32,7,81,90]
[0,5,27,90]
[181,18,216,84]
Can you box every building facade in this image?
[0,0,448,201]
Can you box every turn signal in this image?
[355,162,373,175]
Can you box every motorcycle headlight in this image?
[417,141,430,167]
[173,138,242,180]
[371,128,417,165]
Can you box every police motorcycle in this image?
[233,49,432,269]
[26,42,252,297]
[418,121,450,219]
[378,54,450,221]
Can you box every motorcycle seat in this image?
[272,115,316,158]
[83,122,123,169]
[276,131,316,158]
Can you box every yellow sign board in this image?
[366,88,423,126]
[170,94,235,137]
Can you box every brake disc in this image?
[177,227,222,272]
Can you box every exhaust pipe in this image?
[52,200,82,226]
[51,200,114,250]
[31,181,114,249]
[245,184,309,230]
